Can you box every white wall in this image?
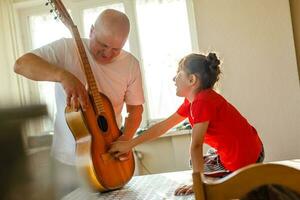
[135,132,192,175]
[290,0,300,79]
[192,0,300,161]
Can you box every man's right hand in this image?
[14,53,89,111]
[60,71,89,111]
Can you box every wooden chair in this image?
[192,163,300,200]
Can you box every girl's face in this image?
[173,68,193,97]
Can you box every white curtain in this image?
[0,0,44,140]
[0,0,23,106]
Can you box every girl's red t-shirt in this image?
[177,89,262,171]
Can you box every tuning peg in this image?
[45,0,53,6]
[45,0,50,6]
[50,9,57,15]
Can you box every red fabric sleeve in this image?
[176,98,190,117]
[192,99,215,123]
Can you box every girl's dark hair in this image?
[179,52,221,90]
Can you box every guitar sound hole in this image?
[97,115,108,132]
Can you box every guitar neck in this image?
[71,25,104,113]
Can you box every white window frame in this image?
[15,0,199,129]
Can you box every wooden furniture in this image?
[63,159,300,200]
[193,160,300,200]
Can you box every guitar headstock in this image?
[45,0,74,31]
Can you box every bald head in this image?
[94,9,130,38]
[89,9,130,64]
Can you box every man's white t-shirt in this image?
[32,38,145,165]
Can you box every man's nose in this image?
[103,49,113,57]
[173,76,176,82]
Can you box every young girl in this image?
[109,53,264,196]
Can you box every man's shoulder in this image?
[118,50,139,66]
[120,50,137,59]
[53,37,86,47]
[59,38,88,54]
[59,37,75,46]
[39,37,73,50]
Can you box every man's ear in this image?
[89,25,94,38]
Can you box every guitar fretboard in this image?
[72,26,105,114]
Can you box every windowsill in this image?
[159,129,192,138]
[136,128,192,138]
[27,146,51,155]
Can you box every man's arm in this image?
[14,53,64,82]
[14,53,88,110]
[119,104,143,140]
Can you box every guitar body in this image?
[65,92,135,191]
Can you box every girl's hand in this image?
[109,140,134,158]
[174,184,193,196]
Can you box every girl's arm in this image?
[174,122,209,196]
[109,112,186,157]
[190,121,209,173]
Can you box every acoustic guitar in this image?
[46,0,135,191]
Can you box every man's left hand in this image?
[109,136,133,160]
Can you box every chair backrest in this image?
[192,163,300,200]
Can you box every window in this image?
[136,0,193,120]
[82,3,124,37]
[29,14,71,49]
[28,13,71,134]
[17,0,198,134]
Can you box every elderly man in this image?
[14,9,144,197]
